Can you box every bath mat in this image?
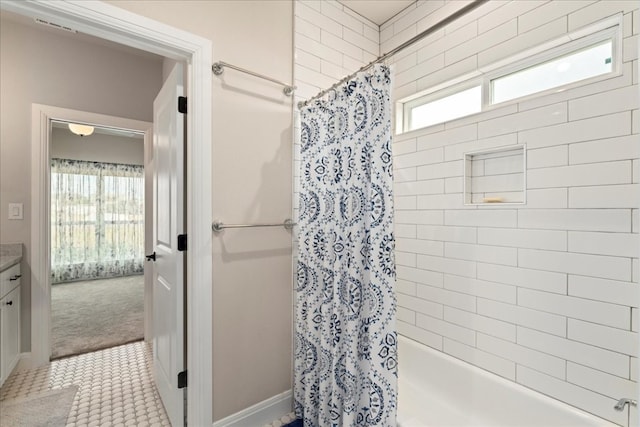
[0,385,78,427]
[283,420,303,427]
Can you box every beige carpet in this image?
[0,386,78,427]
[51,275,144,359]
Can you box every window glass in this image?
[492,40,613,104]
[408,85,482,131]
[398,22,618,135]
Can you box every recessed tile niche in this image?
[464,145,526,205]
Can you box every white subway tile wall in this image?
[382,1,639,425]
[294,1,639,425]
[294,0,378,102]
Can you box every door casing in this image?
[1,1,214,426]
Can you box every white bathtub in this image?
[397,336,617,427]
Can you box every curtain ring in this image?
[327,88,337,102]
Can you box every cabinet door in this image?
[0,268,9,300]
[0,302,3,387]
[1,286,20,382]
[0,264,22,298]
[1,264,21,299]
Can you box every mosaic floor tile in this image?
[264,412,296,427]
[0,341,170,427]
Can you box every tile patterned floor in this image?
[1,340,300,427]
[0,341,170,427]
[264,412,296,427]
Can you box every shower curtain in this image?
[294,64,396,427]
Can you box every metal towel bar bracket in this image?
[614,398,637,411]
[212,218,295,233]
[212,61,295,96]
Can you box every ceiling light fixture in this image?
[68,123,95,137]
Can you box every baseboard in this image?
[0,352,31,388]
[16,352,35,370]
[212,389,292,427]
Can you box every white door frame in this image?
[2,1,213,426]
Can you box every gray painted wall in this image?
[51,127,144,166]
[0,13,162,354]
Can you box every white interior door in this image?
[152,62,185,427]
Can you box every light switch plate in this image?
[8,203,23,220]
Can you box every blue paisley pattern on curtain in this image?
[295,64,396,427]
[51,158,144,284]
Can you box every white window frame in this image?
[402,80,482,133]
[486,25,621,106]
[397,15,622,135]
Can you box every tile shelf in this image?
[463,144,527,206]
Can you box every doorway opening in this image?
[49,122,147,359]
[3,1,213,424]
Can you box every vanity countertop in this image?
[0,244,23,273]
[0,256,21,272]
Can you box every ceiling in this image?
[52,121,143,139]
[338,0,414,25]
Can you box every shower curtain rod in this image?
[297,0,489,109]
[212,61,296,96]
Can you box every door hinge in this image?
[177,234,187,251]
[178,96,187,114]
[178,370,187,389]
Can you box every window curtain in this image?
[51,158,144,283]
[294,64,397,426]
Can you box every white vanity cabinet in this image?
[0,263,21,388]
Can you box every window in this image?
[405,85,481,132]
[51,159,144,283]
[397,19,620,134]
[491,40,613,104]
